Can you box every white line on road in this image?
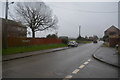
[72,69,80,74]
[79,64,85,69]
[63,78,70,80]
[88,59,91,62]
[65,75,73,78]
[83,61,89,65]
[64,59,91,79]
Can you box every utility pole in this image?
[79,25,81,37]
[3,0,8,49]
[3,0,14,49]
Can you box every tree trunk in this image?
[32,30,35,38]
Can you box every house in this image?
[2,18,27,38]
[104,25,120,38]
[103,25,120,47]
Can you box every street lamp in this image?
[3,0,14,49]
[9,2,14,5]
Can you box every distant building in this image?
[104,25,120,38]
[2,18,27,38]
[88,36,94,41]
[85,36,88,39]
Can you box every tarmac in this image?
[2,45,120,69]
[2,47,69,61]
[93,46,120,68]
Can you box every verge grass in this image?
[2,44,67,55]
[101,43,109,47]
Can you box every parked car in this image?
[93,40,98,43]
[68,41,78,47]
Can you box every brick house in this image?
[104,25,120,38]
[2,18,27,38]
[103,25,120,47]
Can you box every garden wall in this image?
[3,37,62,47]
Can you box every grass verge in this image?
[2,44,67,55]
[101,43,109,47]
[118,48,120,55]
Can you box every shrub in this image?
[59,36,68,44]
[46,34,58,38]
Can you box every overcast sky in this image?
[44,2,118,38]
[1,1,119,38]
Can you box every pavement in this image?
[93,46,120,68]
[2,47,69,61]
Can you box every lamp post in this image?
[3,0,14,49]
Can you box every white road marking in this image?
[72,69,79,74]
[88,59,91,62]
[64,59,91,79]
[63,78,70,80]
[79,64,85,69]
[65,75,73,78]
[84,61,89,65]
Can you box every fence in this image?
[3,37,62,47]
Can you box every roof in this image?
[1,18,26,28]
[105,25,120,32]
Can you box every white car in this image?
[68,41,78,47]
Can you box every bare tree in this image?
[14,2,58,38]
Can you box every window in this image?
[18,27,25,32]
[22,29,24,31]
[109,32,116,35]
[18,27,22,31]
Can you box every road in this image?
[2,41,118,78]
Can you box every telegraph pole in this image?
[3,0,8,49]
[79,25,81,37]
[3,0,14,49]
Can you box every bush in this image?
[59,36,68,44]
[61,38,68,44]
[46,34,58,38]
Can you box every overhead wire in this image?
[49,4,118,13]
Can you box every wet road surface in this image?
[2,41,118,78]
